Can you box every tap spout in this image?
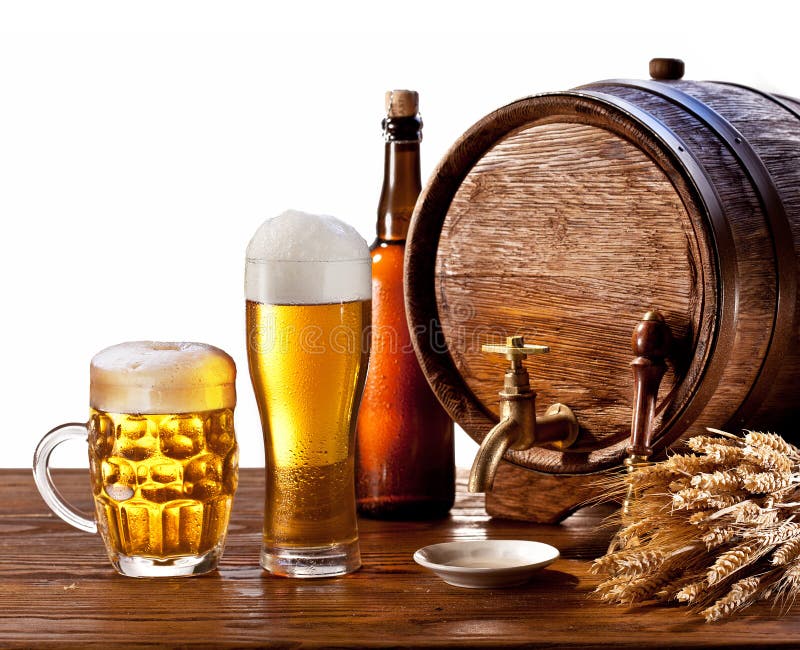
[469,336,580,494]
[468,417,519,493]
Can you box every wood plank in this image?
[2,468,800,647]
[486,461,604,523]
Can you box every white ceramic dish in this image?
[413,539,559,588]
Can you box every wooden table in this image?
[3,468,800,648]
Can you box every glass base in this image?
[111,545,222,578]
[260,540,361,578]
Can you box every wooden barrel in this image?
[406,61,800,477]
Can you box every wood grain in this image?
[686,81,800,432]
[5,468,800,648]
[485,462,602,523]
[585,80,795,437]
[437,121,705,466]
[405,82,800,520]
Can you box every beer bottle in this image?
[355,90,455,519]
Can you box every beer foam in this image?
[90,341,236,414]
[245,209,371,304]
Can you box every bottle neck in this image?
[377,140,421,242]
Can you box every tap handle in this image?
[482,336,549,365]
[628,311,671,458]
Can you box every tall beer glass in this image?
[246,209,370,577]
[33,341,238,577]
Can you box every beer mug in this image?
[33,341,238,577]
[245,209,371,577]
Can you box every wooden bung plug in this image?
[649,57,685,80]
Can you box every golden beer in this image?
[88,407,237,559]
[247,300,369,548]
[245,209,371,577]
[89,341,237,576]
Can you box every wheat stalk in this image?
[593,429,800,621]
[701,525,738,550]
[701,576,762,622]
[675,579,706,604]
[772,537,800,565]
[740,470,792,494]
[707,543,760,585]
[687,435,739,453]
[704,444,746,466]
[690,470,741,492]
[745,432,798,458]
[743,445,794,473]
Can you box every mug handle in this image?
[32,422,97,533]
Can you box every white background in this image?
[2,1,798,469]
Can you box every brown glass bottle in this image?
[355,90,455,519]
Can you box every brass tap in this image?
[468,336,579,493]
